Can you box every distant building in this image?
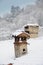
[12,31,30,58]
[24,24,39,38]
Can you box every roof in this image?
[24,23,39,27]
[17,32,30,38]
[12,29,23,36]
[12,30,30,38]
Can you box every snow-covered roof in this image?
[24,23,39,27]
[12,30,23,36]
[12,29,30,38]
[12,27,25,36]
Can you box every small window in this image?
[25,31,30,33]
[15,37,19,41]
[23,49,25,51]
[22,49,26,54]
[21,37,26,41]
[36,26,39,27]
[25,26,29,29]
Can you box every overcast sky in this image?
[0,0,36,16]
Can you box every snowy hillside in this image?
[0,36,43,65]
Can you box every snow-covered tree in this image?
[36,0,43,8]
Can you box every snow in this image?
[0,40,15,64]
[0,36,43,65]
[23,23,39,27]
[12,28,29,36]
[38,27,43,36]
[12,31,23,36]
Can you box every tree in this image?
[11,5,20,16]
[36,0,43,8]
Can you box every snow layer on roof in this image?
[24,23,39,27]
[13,31,23,36]
[12,28,24,36]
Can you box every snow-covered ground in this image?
[0,36,43,65]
